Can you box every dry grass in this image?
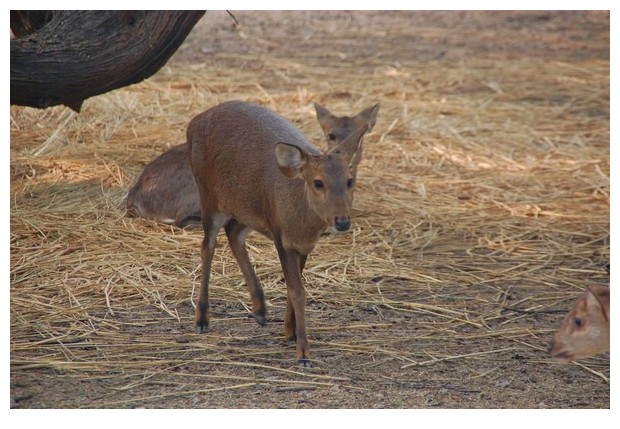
[9,11,609,409]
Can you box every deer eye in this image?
[347,178,354,189]
[327,133,336,141]
[574,317,584,328]
[313,180,324,190]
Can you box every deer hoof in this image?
[248,313,267,326]
[195,320,209,334]
[298,358,314,368]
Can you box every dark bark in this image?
[10,11,54,37]
[10,11,205,112]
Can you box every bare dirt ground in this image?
[9,11,609,410]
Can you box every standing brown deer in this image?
[187,100,371,366]
[549,285,610,362]
[125,103,379,228]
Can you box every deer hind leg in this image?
[176,212,202,229]
[194,212,229,333]
[225,219,266,326]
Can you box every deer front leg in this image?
[285,293,296,346]
[284,253,308,345]
[276,242,311,367]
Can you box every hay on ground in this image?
[10,11,609,408]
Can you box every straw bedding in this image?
[10,11,609,408]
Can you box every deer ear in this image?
[356,103,380,132]
[586,285,610,322]
[275,142,308,178]
[314,103,337,134]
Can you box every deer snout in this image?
[548,340,570,361]
[334,216,351,232]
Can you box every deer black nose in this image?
[335,217,351,231]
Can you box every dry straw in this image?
[10,12,609,407]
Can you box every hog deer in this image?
[187,100,370,366]
[314,102,379,178]
[126,103,379,228]
[126,143,201,228]
[549,285,610,362]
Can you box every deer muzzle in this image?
[334,216,351,232]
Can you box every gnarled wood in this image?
[10,10,205,112]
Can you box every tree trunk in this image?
[10,10,205,112]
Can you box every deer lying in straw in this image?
[549,285,610,362]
